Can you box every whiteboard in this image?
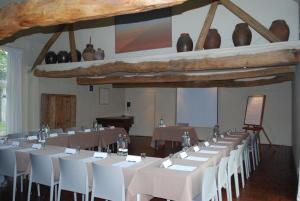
[176,88,218,127]
[244,95,266,126]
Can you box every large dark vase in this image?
[204,29,221,49]
[57,51,69,63]
[68,49,82,62]
[269,20,290,41]
[176,33,193,52]
[232,23,252,46]
[45,51,57,64]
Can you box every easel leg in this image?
[262,127,272,145]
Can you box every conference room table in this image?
[28,127,129,150]
[129,132,248,201]
[151,126,199,148]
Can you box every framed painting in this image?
[115,8,172,53]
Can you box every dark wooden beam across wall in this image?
[34,49,300,78]
[112,73,293,88]
[76,66,294,85]
[0,0,189,40]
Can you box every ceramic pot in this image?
[176,33,193,52]
[57,51,69,63]
[82,44,95,61]
[269,20,290,41]
[94,48,105,60]
[45,51,57,64]
[204,29,221,49]
[68,49,82,62]
[232,23,252,46]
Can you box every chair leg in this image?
[57,186,61,201]
[234,170,240,198]
[50,185,54,201]
[226,182,231,201]
[218,189,222,201]
[54,185,57,201]
[227,177,232,201]
[37,184,40,197]
[12,175,17,201]
[73,192,77,201]
[251,148,256,170]
[91,191,95,201]
[27,177,32,201]
[137,193,141,201]
[20,175,23,192]
[82,194,84,201]
[85,191,89,201]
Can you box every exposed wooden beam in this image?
[34,49,300,78]
[195,1,219,50]
[220,0,280,42]
[76,66,294,85]
[0,0,189,40]
[68,25,77,62]
[30,25,65,72]
[112,73,293,88]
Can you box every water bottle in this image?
[213,124,219,138]
[182,131,190,150]
[122,134,128,156]
[159,118,164,127]
[117,134,123,155]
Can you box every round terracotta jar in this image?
[269,20,290,41]
[176,33,193,52]
[82,44,95,61]
[204,29,221,49]
[232,23,252,46]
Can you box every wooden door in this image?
[41,94,76,131]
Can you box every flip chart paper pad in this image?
[244,95,265,126]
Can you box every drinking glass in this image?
[141,152,146,159]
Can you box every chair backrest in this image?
[0,149,16,177]
[228,149,237,176]
[237,144,245,165]
[92,163,125,201]
[59,158,88,194]
[202,166,217,201]
[49,128,63,134]
[218,157,229,187]
[30,153,54,186]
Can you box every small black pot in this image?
[57,51,70,63]
[45,51,57,64]
[68,49,82,62]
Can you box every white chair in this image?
[27,153,58,201]
[91,163,125,201]
[58,158,91,201]
[227,150,239,200]
[249,133,259,170]
[236,144,245,189]
[242,136,251,179]
[217,157,230,201]
[0,148,26,201]
[194,166,218,201]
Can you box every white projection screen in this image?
[176,88,218,127]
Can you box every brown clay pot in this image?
[232,23,252,46]
[269,20,290,41]
[204,29,221,49]
[82,44,95,61]
[176,33,193,52]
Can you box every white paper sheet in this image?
[210,145,227,148]
[167,165,197,172]
[185,156,209,162]
[49,133,58,138]
[50,152,69,158]
[199,150,219,154]
[17,148,35,152]
[80,157,102,163]
[217,141,233,144]
[112,161,137,168]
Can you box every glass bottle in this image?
[117,134,123,155]
[122,134,128,156]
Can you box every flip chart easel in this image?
[243,95,271,144]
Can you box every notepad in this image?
[210,145,227,148]
[27,136,38,140]
[84,129,91,133]
[32,144,42,149]
[167,165,197,172]
[204,141,210,147]
[126,155,141,163]
[93,152,107,158]
[112,161,136,168]
[179,152,188,159]
[162,159,172,168]
[199,150,219,154]
[212,138,217,143]
[67,131,75,135]
[49,133,58,138]
[218,141,233,144]
[193,146,200,152]
[12,141,20,147]
[98,127,105,131]
[64,148,76,154]
[185,156,209,162]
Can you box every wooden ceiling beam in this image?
[68,24,77,62]
[0,0,189,40]
[34,49,300,78]
[195,1,219,50]
[112,73,293,88]
[76,66,294,85]
[220,0,280,42]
